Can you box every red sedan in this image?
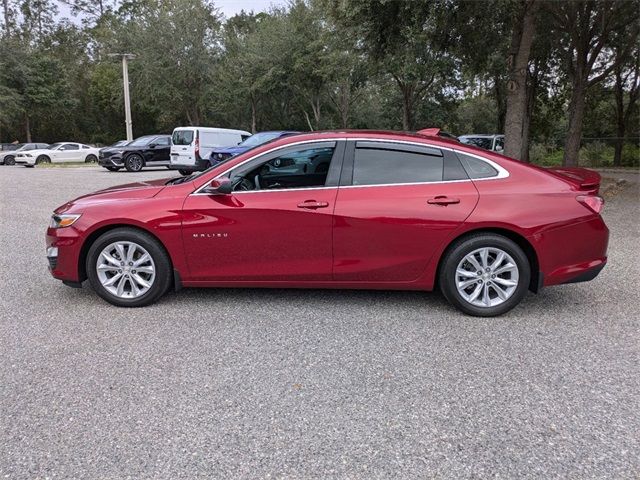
[46,131,608,316]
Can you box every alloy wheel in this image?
[455,247,519,308]
[96,241,156,299]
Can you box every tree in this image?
[547,0,640,166]
[503,0,538,160]
[612,45,640,166]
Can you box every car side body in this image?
[15,142,100,166]
[46,130,608,315]
[98,135,171,172]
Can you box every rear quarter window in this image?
[456,152,499,179]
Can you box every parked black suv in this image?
[98,135,171,172]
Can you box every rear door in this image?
[332,141,479,282]
[171,129,195,167]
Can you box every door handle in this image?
[427,196,460,206]
[297,200,329,209]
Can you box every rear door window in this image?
[351,142,443,186]
[172,130,194,146]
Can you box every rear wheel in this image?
[85,154,97,163]
[86,228,172,307]
[439,233,530,317]
[35,155,50,165]
[124,153,144,172]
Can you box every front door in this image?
[181,141,344,281]
[332,141,479,282]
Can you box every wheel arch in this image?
[77,223,173,283]
[435,227,541,293]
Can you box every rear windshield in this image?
[172,130,194,146]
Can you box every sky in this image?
[57,0,288,22]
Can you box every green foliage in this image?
[0,0,637,152]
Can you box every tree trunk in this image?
[494,74,506,132]
[503,0,538,160]
[614,69,625,167]
[25,114,31,143]
[250,96,257,133]
[401,85,413,131]
[563,79,586,167]
[3,0,9,35]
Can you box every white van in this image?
[170,127,251,173]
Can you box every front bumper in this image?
[46,226,83,282]
[15,156,35,165]
[98,154,124,167]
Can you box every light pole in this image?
[108,53,136,141]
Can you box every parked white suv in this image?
[15,142,101,166]
[458,134,505,152]
[170,127,251,174]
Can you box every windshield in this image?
[112,140,130,147]
[128,136,153,147]
[240,132,282,148]
[49,143,63,150]
[13,144,26,151]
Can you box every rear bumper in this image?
[169,157,210,171]
[530,215,609,287]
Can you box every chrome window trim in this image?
[190,137,509,195]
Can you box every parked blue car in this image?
[209,131,298,166]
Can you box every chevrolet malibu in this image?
[46,130,609,316]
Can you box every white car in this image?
[15,142,101,167]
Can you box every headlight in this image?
[50,213,82,228]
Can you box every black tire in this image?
[85,154,97,163]
[178,169,191,176]
[86,228,172,307]
[35,155,50,165]
[105,166,121,172]
[4,155,15,166]
[124,153,144,172]
[439,233,531,317]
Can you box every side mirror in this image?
[205,178,232,195]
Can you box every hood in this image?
[210,146,249,156]
[56,178,171,212]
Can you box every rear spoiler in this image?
[548,167,601,194]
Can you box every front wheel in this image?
[124,154,144,172]
[439,234,530,317]
[86,228,172,307]
[4,155,15,165]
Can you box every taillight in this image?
[576,195,604,214]
[195,137,200,159]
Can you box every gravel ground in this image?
[1,166,638,479]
